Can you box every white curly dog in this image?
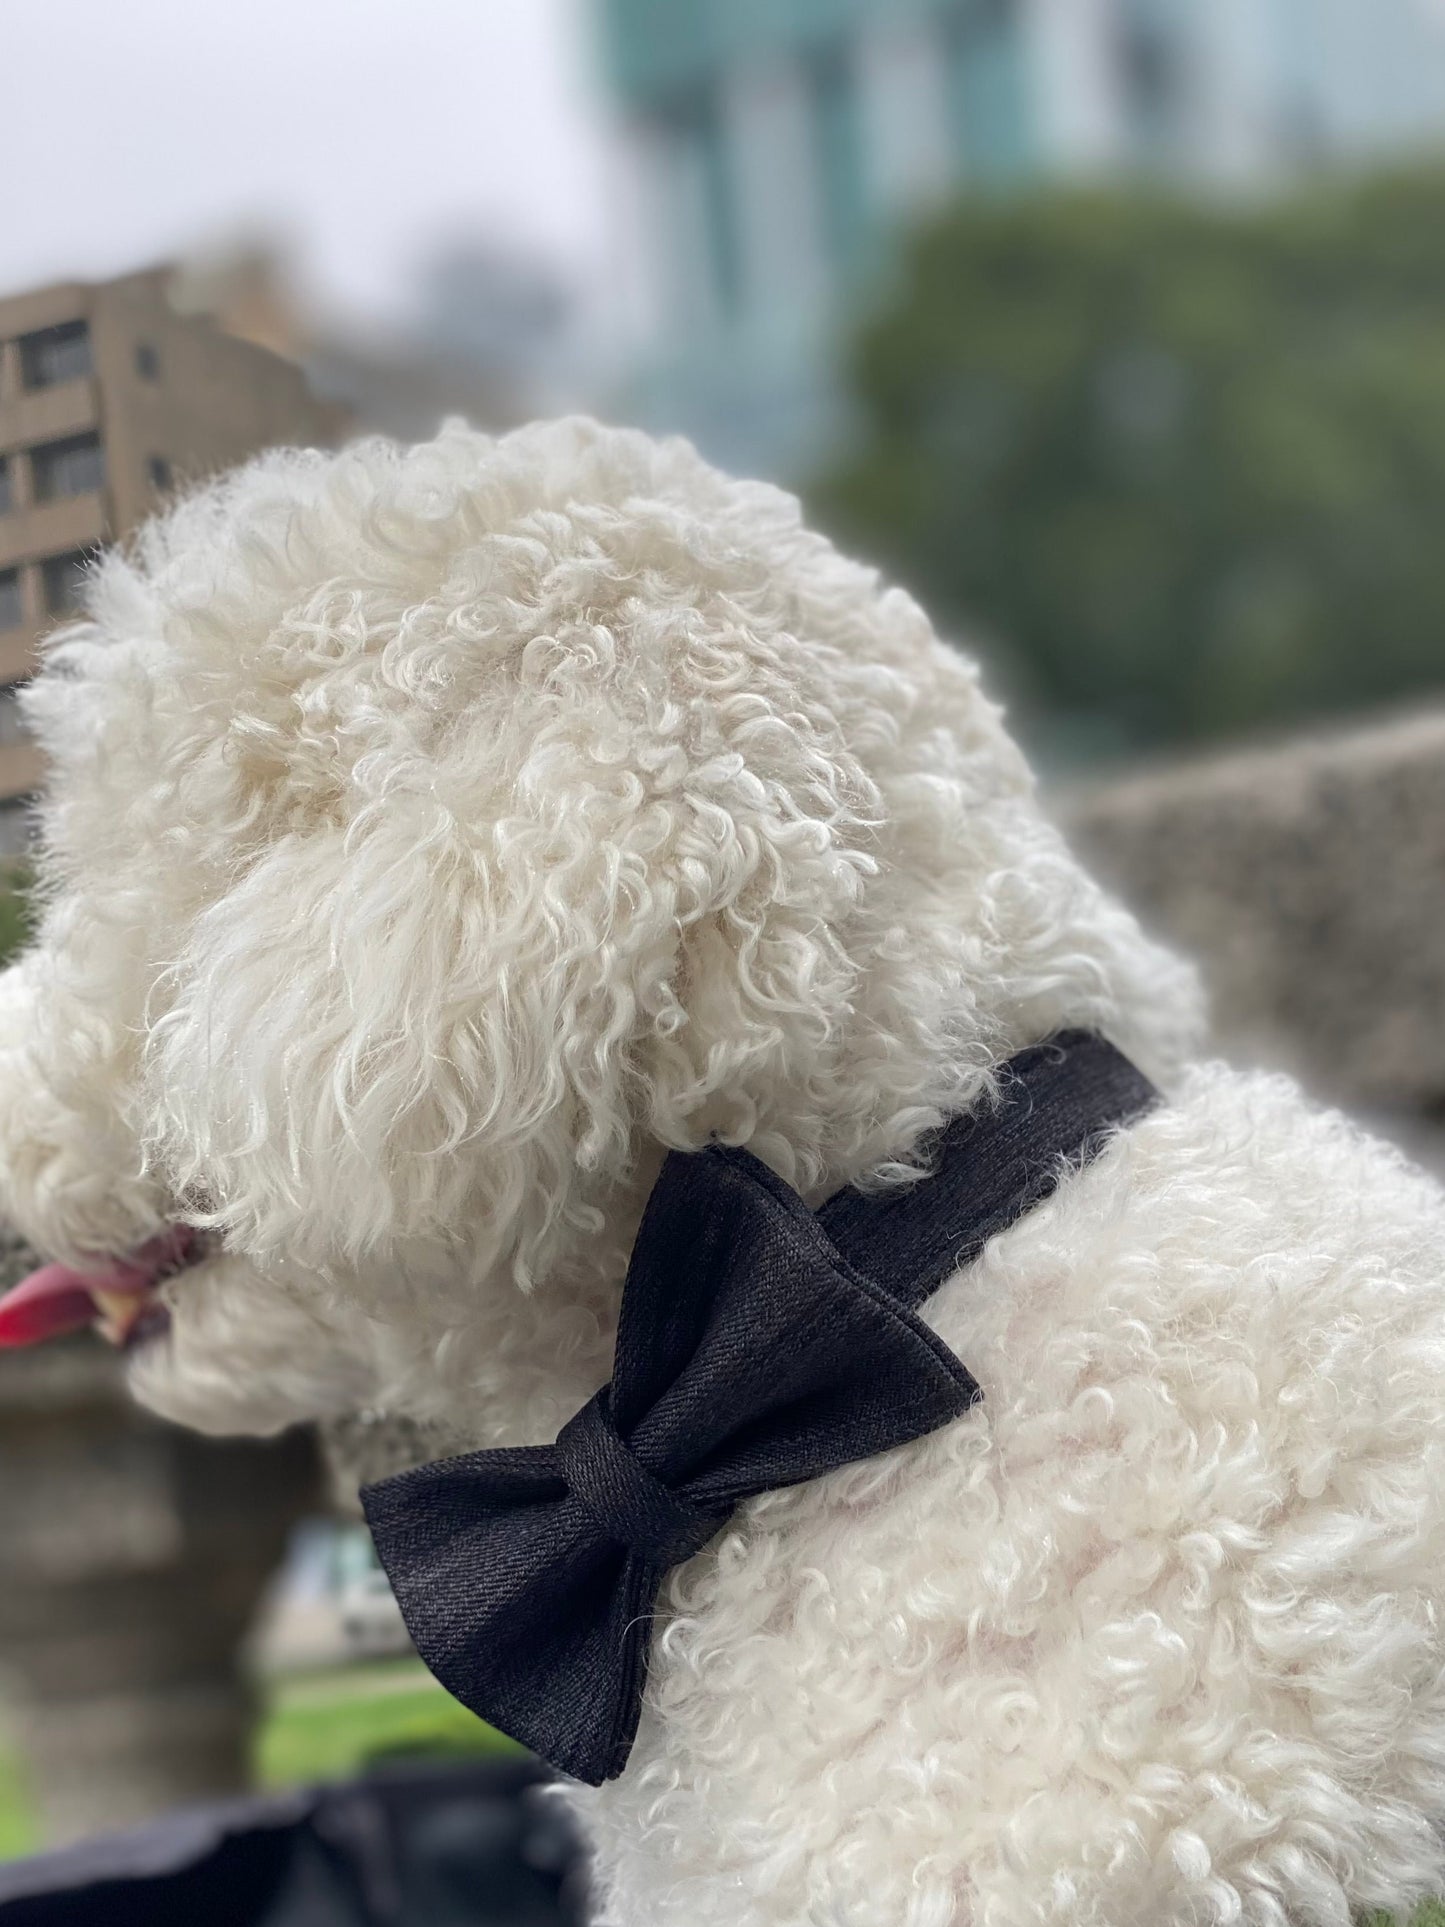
[3,418,1445,1927]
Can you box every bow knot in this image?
[363,1031,1159,1786]
[556,1391,725,1568]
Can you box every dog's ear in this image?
[143,797,611,1286]
[140,704,876,1291]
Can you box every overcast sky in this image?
[5,0,615,331]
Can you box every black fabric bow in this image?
[362,1030,1158,1786]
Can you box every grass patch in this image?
[253,1656,522,1788]
[0,862,33,973]
[0,1732,36,1861]
[0,1658,520,1863]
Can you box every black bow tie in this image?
[362,1031,1157,1786]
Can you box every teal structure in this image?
[599,0,1040,477]
[597,0,1445,480]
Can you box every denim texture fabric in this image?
[362,1030,1159,1785]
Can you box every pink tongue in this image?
[0,1229,196,1349]
[0,1264,106,1346]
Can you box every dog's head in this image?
[0,419,1200,1443]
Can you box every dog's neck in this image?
[386,932,1199,1459]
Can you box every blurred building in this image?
[410,239,580,409]
[599,0,1445,479]
[0,266,345,852]
[175,239,578,445]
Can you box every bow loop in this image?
[556,1391,726,1568]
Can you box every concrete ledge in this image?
[1069,705,1445,1116]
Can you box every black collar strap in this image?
[362,1029,1158,1785]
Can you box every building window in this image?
[31,433,105,503]
[0,458,10,517]
[657,85,744,325]
[41,550,91,617]
[0,571,20,632]
[135,341,160,380]
[19,319,92,389]
[1117,0,1184,163]
[0,685,28,750]
[945,0,1034,186]
[697,89,743,321]
[806,42,868,277]
[147,454,173,492]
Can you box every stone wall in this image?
[0,1232,319,1846]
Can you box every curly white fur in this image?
[3,417,1443,1924]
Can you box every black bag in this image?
[0,1757,586,1927]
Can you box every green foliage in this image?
[0,863,33,970]
[816,166,1445,758]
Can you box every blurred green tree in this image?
[815,167,1445,760]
